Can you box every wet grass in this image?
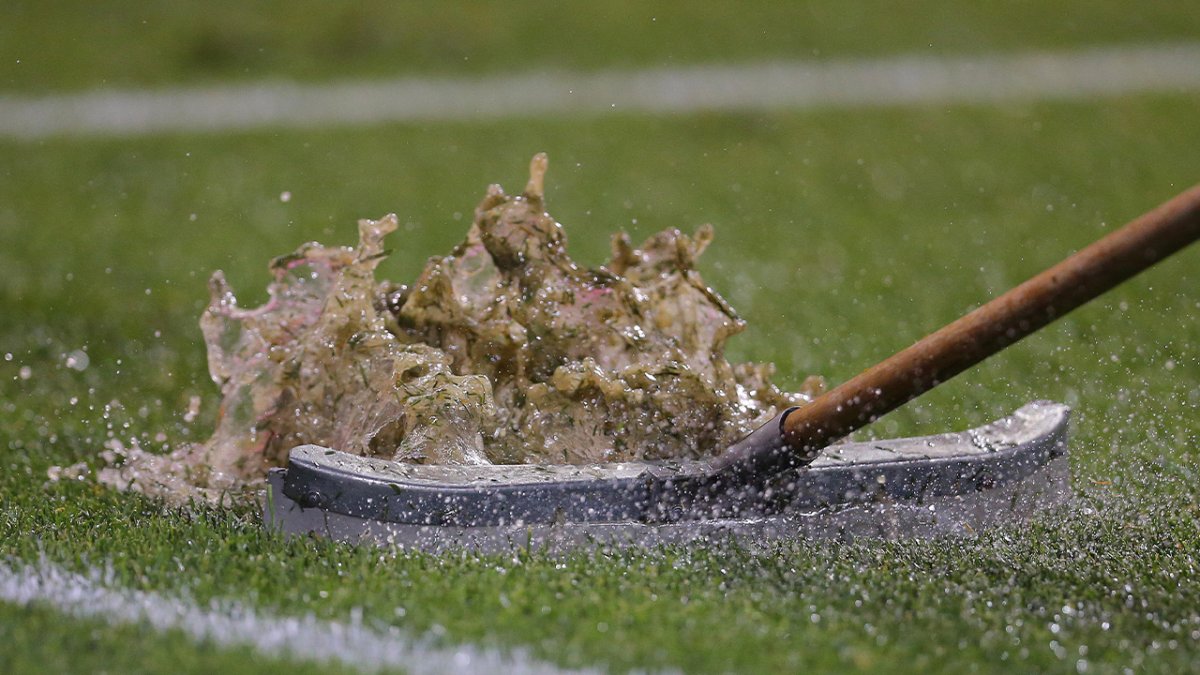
[0,600,355,675]
[5,480,1200,673]
[2,94,1198,672]
[3,0,1199,93]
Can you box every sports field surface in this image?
[3,2,1199,673]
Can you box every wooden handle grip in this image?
[780,183,1200,457]
[714,184,1200,482]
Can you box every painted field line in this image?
[0,559,599,675]
[2,43,1199,139]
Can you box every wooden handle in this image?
[716,184,1200,480]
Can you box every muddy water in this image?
[91,154,821,504]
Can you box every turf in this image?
[5,1,1200,671]
[0,601,357,675]
[2,92,1199,673]
[3,1,1200,93]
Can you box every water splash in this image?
[91,154,820,503]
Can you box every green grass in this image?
[0,601,356,675]
[2,92,1199,672]
[2,0,1199,93]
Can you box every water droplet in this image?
[64,350,89,372]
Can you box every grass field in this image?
[4,1,1199,93]
[3,3,1200,673]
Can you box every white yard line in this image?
[0,559,597,675]
[2,43,1199,139]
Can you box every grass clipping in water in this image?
[96,154,822,503]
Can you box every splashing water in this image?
[90,154,822,504]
